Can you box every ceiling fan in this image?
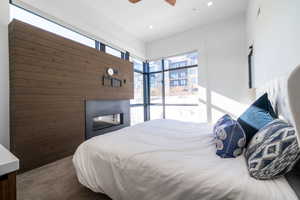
[129,0,176,6]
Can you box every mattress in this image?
[73,119,298,200]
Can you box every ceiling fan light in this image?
[128,0,141,3]
[165,0,176,6]
[129,0,176,6]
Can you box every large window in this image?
[131,72,144,104]
[106,46,122,58]
[131,58,143,72]
[130,106,145,125]
[164,52,198,70]
[149,60,162,72]
[10,5,95,48]
[149,72,164,120]
[150,105,163,120]
[130,57,145,125]
[149,52,202,122]
[10,3,202,124]
[164,67,199,104]
[10,4,126,59]
[150,73,163,104]
[10,3,150,125]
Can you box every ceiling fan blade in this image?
[165,0,176,6]
[129,0,141,3]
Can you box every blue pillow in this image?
[214,115,246,158]
[213,114,232,139]
[238,93,277,146]
[245,119,300,180]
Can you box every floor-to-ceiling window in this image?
[10,3,146,126]
[10,5,96,48]
[106,46,122,58]
[130,57,145,125]
[149,60,164,120]
[10,4,127,60]
[149,52,205,123]
[10,3,205,124]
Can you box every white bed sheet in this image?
[73,119,298,200]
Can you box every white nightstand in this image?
[0,145,19,200]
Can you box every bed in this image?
[73,65,300,200]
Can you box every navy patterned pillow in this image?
[213,114,232,139]
[245,119,300,180]
[214,115,246,158]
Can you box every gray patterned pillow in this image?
[245,119,300,180]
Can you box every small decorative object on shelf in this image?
[112,78,122,88]
[103,75,112,86]
[107,68,114,76]
[103,67,125,88]
[106,68,119,77]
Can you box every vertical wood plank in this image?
[9,19,134,172]
[0,172,16,200]
[8,172,16,200]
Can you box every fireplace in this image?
[85,100,130,139]
[93,113,123,131]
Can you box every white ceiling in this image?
[87,0,249,42]
[16,0,248,43]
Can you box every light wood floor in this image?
[17,156,111,200]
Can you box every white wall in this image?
[6,0,253,125]
[13,0,146,59]
[0,0,10,148]
[247,0,300,87]
[146,14,251,122]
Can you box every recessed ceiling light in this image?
[149,25,153,29]
[207,1,213,7]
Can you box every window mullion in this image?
[143,62,150,121]
[162,59,166,119]
[100,43,106,52]
[95,41,100,50]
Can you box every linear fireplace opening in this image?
[85,100,130,140]
[93,113,124,131]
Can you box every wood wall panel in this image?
[9,20,134,172]
[0,172,16,200]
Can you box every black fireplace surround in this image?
[85,100,130,139]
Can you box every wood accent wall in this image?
[9,20,133,172]
[0,172,16,200]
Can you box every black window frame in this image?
[129,57,148,125]
[9,2,200,124]
[147,53,199,120]
[10,2,128,60]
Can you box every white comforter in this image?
[73,119,298,200]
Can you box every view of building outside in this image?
[150,52,199,104]
[164,67,198,104]
[10,4,205,124]
[150,52,203,122]
[164,51,198,70]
